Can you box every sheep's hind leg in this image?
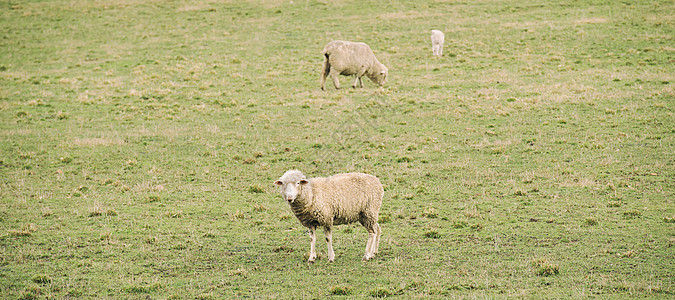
[308,226,317,263]
[320,72,328,91]
[324,227,335,262]
[373,223,381,255]
[362,225,376,261]
[329,70,341,89]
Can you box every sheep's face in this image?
[274,178,308,203]
[368,64,388,86]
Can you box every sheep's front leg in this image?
[324,227,335,262]
[352,75,365,88]
[308,226,317,263]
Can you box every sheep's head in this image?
[274,170,308,203]
[368,63,388,86]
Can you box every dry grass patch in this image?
[463,207,481,219]
[71,137,126,147]
[9,223,38,237]
[132,182,166,193]
[470,138,515,150]
[41,206,53,217]
[88,201,117,217]
[376,11,449,21]
[558,177,597,189]
[532,258,560,276]
[574,18,608,25]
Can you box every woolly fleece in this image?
[275,170,383,262]
[320,40,388,90]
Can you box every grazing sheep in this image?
[274,170,383,262]
[320,40,388,90]
[431,30,445,56]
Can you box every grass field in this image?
[1,0,673,298]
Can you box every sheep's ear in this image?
[274,180,283,186]
[300,179,308,185]
[380,70,386,74]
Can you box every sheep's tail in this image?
[321,52,331,90]
[322,53,331,78]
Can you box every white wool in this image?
[274,170,383,262]
[320,40,388,90]
[431,30,445,57]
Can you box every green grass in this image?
[1,0,673,298]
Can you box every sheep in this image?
[274,169,383,262]
[320,40,388,90]
[431,30,445,56]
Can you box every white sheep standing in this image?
[274,170,383,262]
[320,40,388,90]
[431,30,445,56]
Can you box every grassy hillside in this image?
[1,0,673,298]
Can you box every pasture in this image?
[1,0,673,298]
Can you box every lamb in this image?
[320,40,388,90]
[274,170,383,262]
[431,30,445,56]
